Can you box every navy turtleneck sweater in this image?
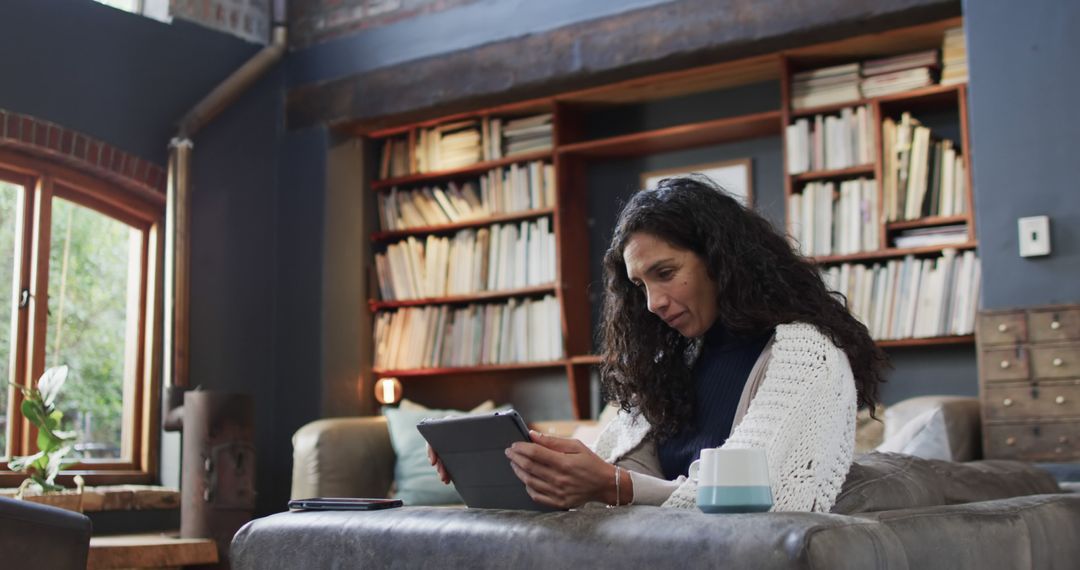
[657,322,773,480]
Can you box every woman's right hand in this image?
[427,443,451,484]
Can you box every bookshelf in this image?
[351,17,975,419]
[781,19,979,347]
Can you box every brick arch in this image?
[0,109,166,195]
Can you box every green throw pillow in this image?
[382,399,497,505]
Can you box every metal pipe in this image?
[176,26,288,139]
[163,138,191,432]
[164,7,288,430]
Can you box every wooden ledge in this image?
[0,484,179,512]
[89,533,217,570]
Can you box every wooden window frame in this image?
[0,149,164,486]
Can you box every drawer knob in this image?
[1000,360,1011,369]
[1051,320,1062,330]
[1053,357,1064,367]
[1056,396,1066,405]
[1060,436,1069,444]
[1006,436,1017,446]
[1056,447,1064,454]
[1003,398,1014,407]
[997,323,1008,332]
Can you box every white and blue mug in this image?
[689,447,773,514]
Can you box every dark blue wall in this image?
[270,124,327,507]
[187,67,286,516]
[0,0,261,164]
[965,0,1080,309]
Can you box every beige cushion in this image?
[876,396,981,461]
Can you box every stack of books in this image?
[788,177,879,257]
[881,112,967,221]
[376,160,554,231]
[377,182,485,231]
[374,218,557,301]
[498,113,553,157]
[893,224,968,249]
[416,120,484,173]
[821,250,980,340]
[478,160,556,214]
[791,63,862,110]
[785,104,874,174]
[940,27,968,86]
[860,50,938,98]
[373,295,564,370]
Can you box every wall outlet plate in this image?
[1018,215,1051,257]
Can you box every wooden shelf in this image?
[790,99,869,119]
[371,208,554,241]
[89,533,217,570]
[570,336,972,354]
[878,335,975,348]
[557,111,782,158]
[362,98,554,138]
[886,215,969,231]
[374,360,567,378]
[569,355,602,365]
[556,55,779,106]
[371,150,552,190]
[875,83,964,109]
[812,240,977,264]
[789,83,966,119]
[369,284,557,310]
[792,164,875,183]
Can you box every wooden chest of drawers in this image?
[977,304,1080,461]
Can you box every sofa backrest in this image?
[833,451,1061,514]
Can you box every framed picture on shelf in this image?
[640,158,753,207]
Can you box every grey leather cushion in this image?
[856,493,1080,570]
[834,452,1061,514]
[233,506,906,570]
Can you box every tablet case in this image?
[417,410,558,511]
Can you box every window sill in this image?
[0,484,179,512]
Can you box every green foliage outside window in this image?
[0,182,19,458]
[46,197,133,460]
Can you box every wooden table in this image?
[88,533,217,569]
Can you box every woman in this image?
[431,176,888,512]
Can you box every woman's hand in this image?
[427,443,451,484]
[505,430,620,509]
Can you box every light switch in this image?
[1018,215,1051,257]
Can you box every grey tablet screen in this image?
[417,410,558,511]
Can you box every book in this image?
[940,27,968,85]
[862,49,939,77]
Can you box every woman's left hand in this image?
[505,430,616,509]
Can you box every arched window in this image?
[0,148,163,485]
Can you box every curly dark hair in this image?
[599,176,889,440]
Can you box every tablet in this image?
[417,409,557,511]
[288,497,403,511]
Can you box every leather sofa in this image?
[0,495,92,569]
[230,415,1080,569]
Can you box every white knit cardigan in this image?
[590,322,857,512]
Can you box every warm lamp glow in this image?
[374,377,403,405]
